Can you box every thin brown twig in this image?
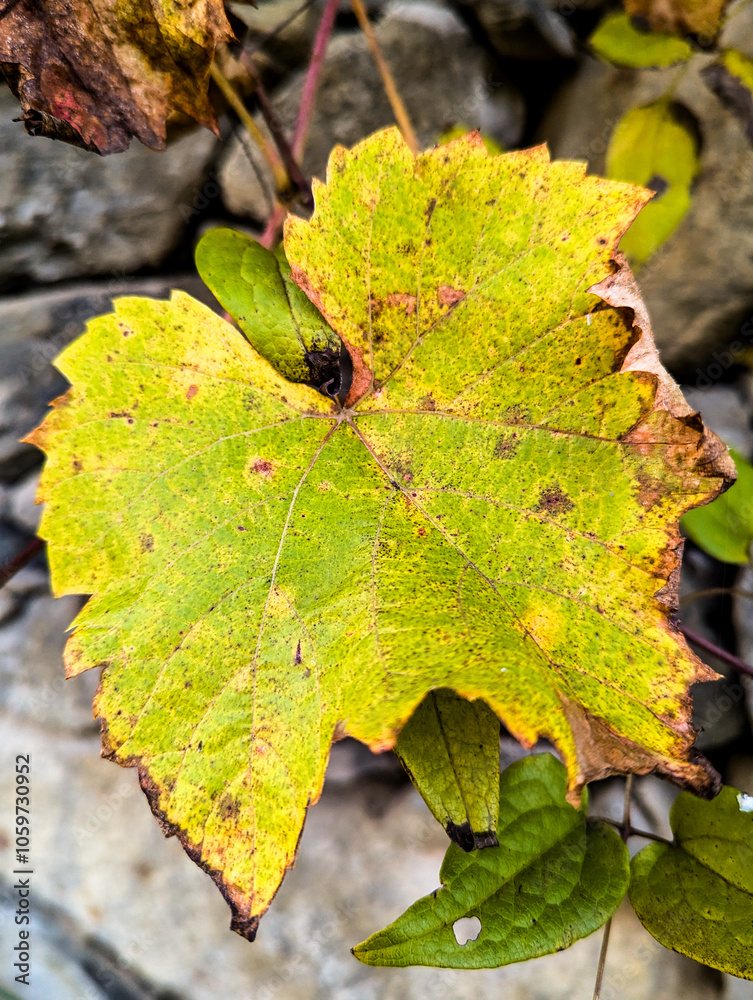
[244,0,320,58]
[591,816,672,846]
[0,538,44,590]
[210,61,289,193]
[678,622,753,678]
[679,586,753,607]
[241,58,313,209]
[593,776,633,1000]
[259,0,340,248]
[349,0,419,156]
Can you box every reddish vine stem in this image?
[678,623,753,678]
[260,0,340,248]
[292,0,340,162]
[0,537,44,590]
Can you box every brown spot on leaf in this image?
[140,533,154,552]
[636,474,665,511]
[386,292,417,315]
[501,404,531,425]
[72,458,83,472]
[186,384,199,400]
[536,487,574,515]
[420,394,437,411]
[494,433,519,460]
[437,285,465,308]
[251,459,274,477]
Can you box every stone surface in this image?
[539,19,753,374]
[220,1,525,221]
[0,276,212,484]
[0,86,219,288]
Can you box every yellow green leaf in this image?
[606,100,699,268]
[590,12,694,68]
[630,785,753,979]
[31,128,731,938]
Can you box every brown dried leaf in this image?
[0,0,233,154]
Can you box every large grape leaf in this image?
[30,128,733,939]
[0,0,232,153]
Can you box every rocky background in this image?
[1,0,753,997]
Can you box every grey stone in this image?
[538,30,753,374]
[0,595,95,734]
[0,86,219,288]
[6,471,42,536]
[452,0,594,60]
[220,1,525,221]
[0,276,213,483]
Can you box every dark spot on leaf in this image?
[218,794,240,820]
[72,458,82,472]
[140,533,154,552]
[485,198,497,206]
[186,384,199,400]
[294,640,302,665]
[425,197,437,222]
[501,404,531,425]
[575,357,582,365]
[494,433,519,460]
[536,487,574,515]
[237,525,247,531]
[251,459,274,477]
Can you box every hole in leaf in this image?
[452,916,481,945]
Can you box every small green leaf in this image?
[702,50,753,146]
[681,449,753,564]
[606,100,699,268]
[394,689,500,851]
[590,12,694,68]
[353,754,629,968]
[629,785,753,980]
[195,227,350,399]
